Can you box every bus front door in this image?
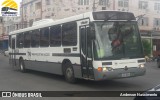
[80,26,94,80]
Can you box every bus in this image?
[1,7,17,15]
[9,11,146,83]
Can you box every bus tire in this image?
[64,62,76,83]
[19,59,26,73]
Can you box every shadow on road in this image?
[1,55,156,91]
[17,69,142,91]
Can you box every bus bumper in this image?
[94,67,146,81]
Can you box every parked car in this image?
[134,84,160,100]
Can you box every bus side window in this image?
[16,33,24,48]
[31,29,40,47]
[24,31,31,48]
[62,22,77,46]
[50,25,61,47]
[16,34,19,48]
[40,27,49,47]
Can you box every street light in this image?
[92,0,96,11]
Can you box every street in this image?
[0,55,160,100]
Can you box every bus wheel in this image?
[64,62,76,83]
[19,59,26,73]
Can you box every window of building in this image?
[40,27,49,47]
[50,25,61,47]
[138,17,148,26]
[29,19,33,27]
[16,33,24,48]
[99,0,109,6]
[102,7,106,10]
[154,18,160,27]
[118,0,128,7]
[30,3,33,12]
[154,3,160,10]
[153,39,160,51]
[46,0,50,5]
[62,22,77,46]
[31,29,40,47]
[45,16,50,18]
[24,6,27,14]
[23,21,28,28]
[35,18,41,21]
[24,31,31,48]
[78,0,89,5]
[139,1,148,9]
[35,2,41,10]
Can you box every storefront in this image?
[0,34,8,50]
[140,30,160,57]
[0,35,3,50]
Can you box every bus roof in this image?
[9,10,135,35]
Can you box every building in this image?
[2,0,160,55]
[0,16,21,50]
[0,17,10,50]
[0,17,4,50]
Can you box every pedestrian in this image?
[157,54,160,68]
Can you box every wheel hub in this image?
[66,68,73,78]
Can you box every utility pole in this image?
[113,0,115,10]
[21,0,24,29]
[93,0,96,11]
[151,32,153,57]
[41,0,43,19]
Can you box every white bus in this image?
[9,11,146,83]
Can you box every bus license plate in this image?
[121,73,131,77]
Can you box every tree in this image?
[142,40,151,56]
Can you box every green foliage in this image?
[142,40,151,56]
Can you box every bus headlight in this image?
[97,67,113,72]
[103,67,113,72]
[103,67,107,71]
[139,64,145,68]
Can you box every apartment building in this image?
[21,0,160,31]
[0,17,3,49]
[0,17,10,50]
[1,0,159,54]
[21,0,114,22]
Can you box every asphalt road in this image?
[0,55,160,100]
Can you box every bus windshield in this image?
[93,21,144,60]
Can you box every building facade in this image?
[0,17,4,50]
[21,0,160,33]
[1,0,160,55]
